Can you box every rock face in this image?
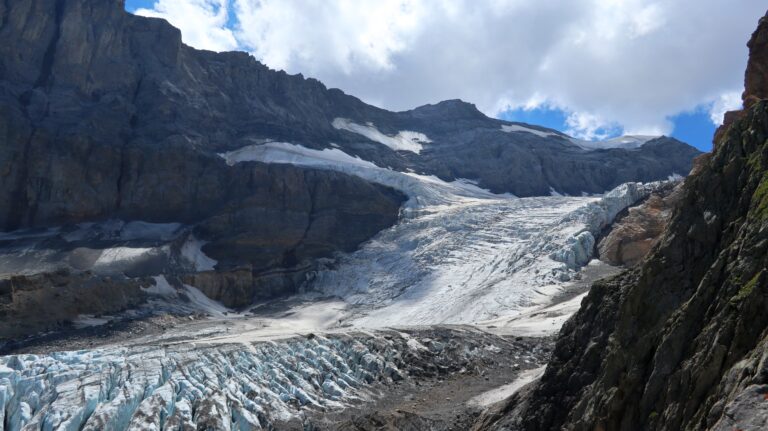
[745,13,768,109]
[476,11,768,431]
[0,0,408,320]
[597,182,681,267]
[0,0,698,227]
[0,270,146,338]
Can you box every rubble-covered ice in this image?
[0,221,217,278]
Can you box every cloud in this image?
[708,91,744,125]
[132,0,766,137]
[134,0,238,52]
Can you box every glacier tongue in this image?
[0,329,536,431]
[307,181,659,326]
[220,140,663,326]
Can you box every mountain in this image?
[0,0,701,332]
[0,0,698,337]
[0,0,699,228]
[475,11,768,431]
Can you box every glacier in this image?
[220,141,663,326]
[0,328,543,430]
[0,140,672,430]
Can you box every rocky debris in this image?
[0,269,146,339]
[597,181,682,267]
[477,11,768,430]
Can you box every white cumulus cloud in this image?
[131,0,766,137]
[708,91,744,125]
[134,0,238,52]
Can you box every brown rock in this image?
[744,12,768,109]
[597,183,682,267]
[0,270,146,339]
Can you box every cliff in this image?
[476,11,768,431]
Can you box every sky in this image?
[124,0,766,151]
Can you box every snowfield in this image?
[571,134,658,150]
[331,118,431,153]
[500,123,561,139]
[499,122,659,151]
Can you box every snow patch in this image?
[143,275,177,296]
[219,141,515,213]
[93,247,154,267]
[467,366,546,407]
[182,284,231,318]
[501,124,559,139]
[571,135,658,150]
[332,118,430,153]
[180,236,217,271]
[72,315,111,329]
[668,172,683,181]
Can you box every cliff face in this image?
[0,1,698,228]
[476,11,768,431]
[0,0,407,333]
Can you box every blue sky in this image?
[126,0,153,11]
[500,107,717,151]
[124,0,763,152]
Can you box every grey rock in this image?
[0,0,699,231]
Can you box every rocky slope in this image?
[476,11,768,431]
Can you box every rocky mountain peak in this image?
[407,99,487,119]
[715,10,768,145]
[744,11,768,109]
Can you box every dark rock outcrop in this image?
[476,11,768,431]
[597,182,682,267]
[0,0,698,228]
[0,270,146,338]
